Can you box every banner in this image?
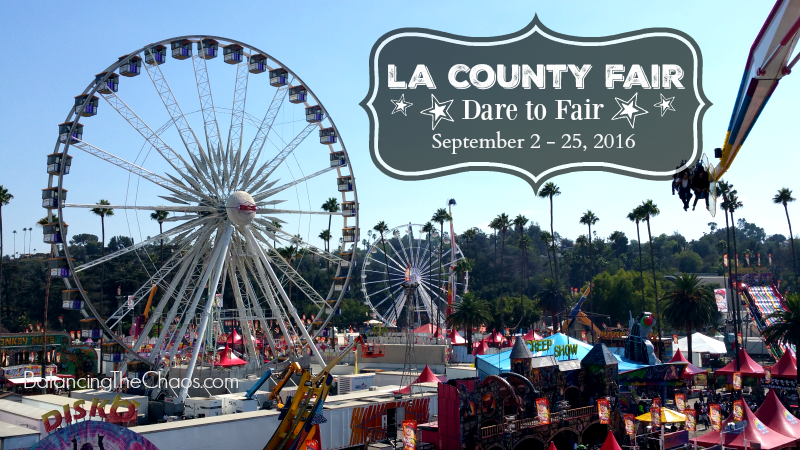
[724,254,728,267]
[675,393,685,412]
[737,333,743,346]
[581,331,587,342]
[714,288,728,313]
[769,253,773,266]
[765,367,772,384]
[536,398,550,425]
[745,254,750,267]
[710,404,721,432]
[733,399,743,422]
[733,371,742,390]
[758,253,761,266]
[625,413,636,436]
[598,399,610,424]
[685,409,696,432]
[672,334,679,346]
[402,420,417,450]
[651,398,661,427]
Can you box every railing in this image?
[480,405,598,438]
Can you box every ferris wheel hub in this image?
[225,191,256,226]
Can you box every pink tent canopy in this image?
[599,431,622,450]
[449,330,466,345]
[695,395,796,450]
[547,443,556,450]
[668,348,707,378]
[414,324,444,337]
[226,329,262,345]
[395,365,444,394]
[716,348,766,378]
[488,331,504,344]
[217,344,247,367]
[755,389,800,439]
[523,330,542,341]
[770,349,797,379]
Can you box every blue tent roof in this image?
[475,333,650,379]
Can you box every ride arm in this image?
[269,363,302,402]
[245,369,272,400]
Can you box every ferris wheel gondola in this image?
[43,36,358,401]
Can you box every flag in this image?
[675,393,685,412]
[769,253,773,265]
[757,253,761,266]
[686,409,696,432]
[735,254,739,267]
[724,254,728,267]
[117,285,122,296]
[581,331,587,342]
[624,414,636,436]
[733,400,743,421]
[745,253,750,266]
[765,367,772,383]
[617,322,621,329]
[602,322,607,329]
[597,399,610,424]
[672,334,679,346]
[536,398,550,425]
[733,371,742,390]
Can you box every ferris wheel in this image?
[360,223,466,328]
[43,36,357,400]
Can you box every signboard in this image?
[651,398,661,427]
[733,399,744,422]
[0,333,68,349]
[685,409,696,432]
[536,398,550,425]
[402,420,417,450]
[1,364,57,378]
[40,396,140,433]
[733,371,742,390]
[675,393,685,412]
[694,372,708,387]
[530,339,580,359]
[598,398,610,424]
[31,420,159,450]
[624,414,636,436]
[715,288,728,313]
[710,404,721,432]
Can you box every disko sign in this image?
[41,395,140,433]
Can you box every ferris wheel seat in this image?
[74,94,99,117]
[62,299,84,310]
[289,86,307,104]
[249,54,267,73]
[305,106,324,123]
[223,44,244,64]
[270,68,288,86]
[320,127,337,145]
[145,45,167,66]
[95,72,119,93]
[47,152,72,175]
[171,40,192,60]
[198,39,219,60]
[118,56,142,77]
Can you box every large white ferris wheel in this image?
[43,36,357,400]
[360,223,466,328]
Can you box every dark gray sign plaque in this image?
[360,17,710,192]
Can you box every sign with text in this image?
[362,17,710,191]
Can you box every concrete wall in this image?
[334,345,446,373]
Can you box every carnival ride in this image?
[360,222,466,327]
[44,35,358,402]
[739,279,791,358]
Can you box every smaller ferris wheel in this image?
[360,223,466,327]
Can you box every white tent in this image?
[677,332,727,354]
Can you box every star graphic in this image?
[611,93,648,128]
[653,94,676,117]
[419,94,454,130]
[390,94,413,116]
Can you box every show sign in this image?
[361,17,709,191]
[30,420,158,450]
[529,339,579,359]
[40,396,141,433]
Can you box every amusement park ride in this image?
[43,35,359,403]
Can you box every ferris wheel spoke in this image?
[373,243,408,274]
[141,48,222,191]
[255,208,343,216]
[371,282,407,309]
[251,166,336,202]
[366,253,406,276]
[74,217,210,273]
[255,218,345,265]
[237,257,280,355]
[243,226,324,366]
[226,246,259,361]
[252,231,326,306]
[99,90,216,195]
[385,239,411,269]
[384,291,408,325]
[238,83,291,189]
[64,203,214,213]
[226,56,249,191]
[245,121,318,193]
[70,139,205,200]
[191,51,226,185]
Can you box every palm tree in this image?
[21,228,27,255]
[535,278,567,334]
[271,220,282,247]
[321,197,340,246]
[762,293,800,391]
[373,221,398,322]
[12,230,16,259]
[519,235,532,311]
[278,245,298,300]
[719,181,742,361]
[538,182,562,291]
[640,199,662,359]
[627,206,647,311]
[0,186,12,323]
[454,258,472,289]
[488,218,501,272]
[579,210,599,321]
[773,188,797,284]
[319,229,332,271]
[462,228,481,288]
[91,199,114,309]
[446,292,492,354]
[150,210,169,266]
[661,273,717,357]
[540,230,554,277]
[496,213,511,281]
[431,209,452,334]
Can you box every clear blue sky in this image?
[1,0,796,257]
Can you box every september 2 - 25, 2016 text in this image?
[432,132,635,153]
